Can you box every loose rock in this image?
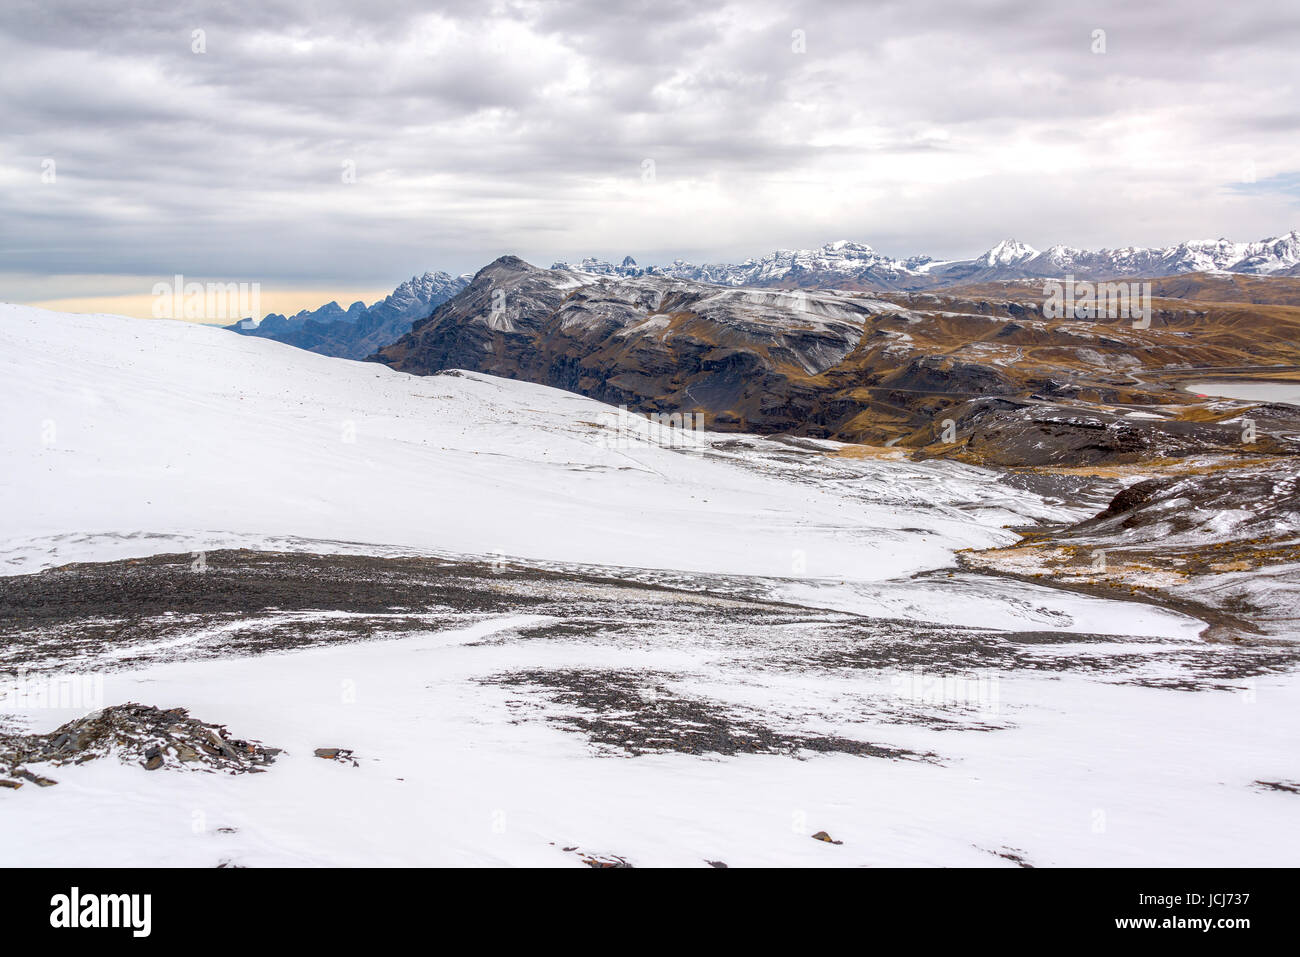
[11,768,58,787]
[0,703,280,780]
[314,747,358,766]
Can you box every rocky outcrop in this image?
[911,398,1300,468]
[1,704,280,787]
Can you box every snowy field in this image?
[1,304,1297,867]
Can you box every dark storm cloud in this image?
[1,0,1297,292]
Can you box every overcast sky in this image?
[2,0,1298,315]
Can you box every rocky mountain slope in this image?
[372,256,1300,467]
[552,230,1300,290]
[227,270,470,359]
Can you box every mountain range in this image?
[226,270,470,359]
[225,231,1300,360]
[551,230,1300,290]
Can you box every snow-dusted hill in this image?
[0,302,1051,581]
[2,304,1297,869]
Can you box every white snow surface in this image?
[5,623,1297,868]
[1,304,1297,868]
[0,304,1045,582]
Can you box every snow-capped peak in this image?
[546,229,1300,290]
[824,239,875,254]
[983,239,1039,267]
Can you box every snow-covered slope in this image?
[3,303,1297,869]
[1,303,1054,581]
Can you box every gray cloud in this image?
[2,0,1297,295]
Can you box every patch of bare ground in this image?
[484,668,939,761]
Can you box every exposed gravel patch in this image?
[487,668,939,761]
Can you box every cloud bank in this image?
[2,0,1297,305]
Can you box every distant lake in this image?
[1185,380,1300,406]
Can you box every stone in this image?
[13,768,57,787]
[313,747,357,765]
